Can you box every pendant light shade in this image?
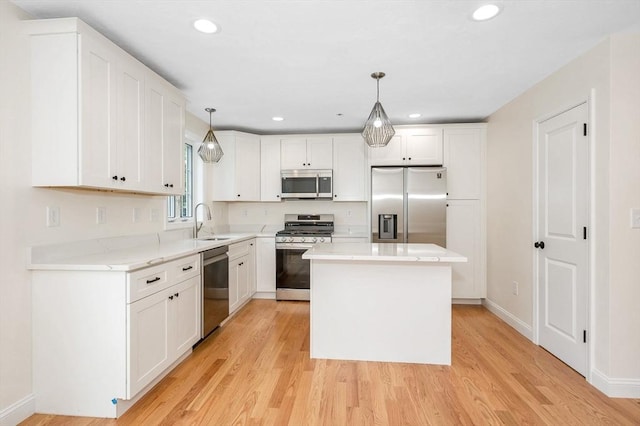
[198,108,224,163]
[362,72,395,147]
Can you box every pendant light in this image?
[362,72,395,147]
[198,108,224,163]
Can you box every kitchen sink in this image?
[198,237,230,241]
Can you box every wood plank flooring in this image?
[21,300,640,425]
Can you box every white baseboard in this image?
[0,394,35,426]
[482,298,533,341]
[252,291,275,300]
[590,368,640,398]
[452,298,482,305]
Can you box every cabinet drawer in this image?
[172,254,200,283]
[128,263,172,303]
[228,240,253,260]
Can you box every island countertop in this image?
[302,242,467,263]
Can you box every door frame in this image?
[531,92,595,380]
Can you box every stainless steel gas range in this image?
[275,214,334,301]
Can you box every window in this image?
[167,143,194,223]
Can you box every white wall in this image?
[0,3,209,420]
[486,33,640,391]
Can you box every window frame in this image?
[165,132,203,230]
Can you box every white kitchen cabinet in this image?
[255,237,276,297]
[143,74,185,195]
[369,126,443,166]
[31,254,201,418]
[210,131,261,201]
[228,239,257,313]
[260,136,282,201]
[446,200,485,299]
[28,18,185,195]
[281,136,333,169]
[444,126,486,200]
[333,134,367,201]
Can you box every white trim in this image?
[252,291,276,300]
[0,394,35,426]
[482,298,533,341]
[452,298,482,305]
[590,368,640,398]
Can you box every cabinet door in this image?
[444,127,484,199]
[368,134,403,166]
[237,255,250,306]
[247,241,257,296]
[210,132,237,201]
[280,137,308,169]
[256,237,276,294]
[446,200,484,299]
[234,134,261,201]
[162,91,185,195]
[116,58,145,190]
[79,33,118,188]
[260,137,282,201]
[144,77,165,193]
[405,128,443,165]
[333,135,366,201]
[127,289,171,398]
[306,137,333,169]
[172,276,201,357]
[228,258,240,313]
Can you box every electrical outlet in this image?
[133,207,142,223]
[46,206,60,227]
[347,210,352,216]
[243,209,248,217]
[512,281,519,296]
[631,208,640,229]
[96,207,107,224]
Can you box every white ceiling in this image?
[12,0,640,134]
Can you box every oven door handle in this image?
[276,244,314,250]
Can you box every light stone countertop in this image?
[28,233,256,272]
[302,242,467,263]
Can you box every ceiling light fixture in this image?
[362,72,395,147]
[193,19,219,34]
[472,4,501,21]
[198,108,224,163]
[409,113,422,118]
[272,116,284,121]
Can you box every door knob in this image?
[534,241,545,249]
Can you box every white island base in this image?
[304,243,466,365]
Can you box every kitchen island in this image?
[302,243,466,365]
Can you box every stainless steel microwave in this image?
[281,170,332,199]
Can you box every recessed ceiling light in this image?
[272,116,284,122]
[472,4,501,21]
[193,19,219,34]
[408,113,422,118]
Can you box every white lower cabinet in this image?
[446,200,485,299]
[255,237,276,297]
[31,254,201,418]
[229,239,256,313]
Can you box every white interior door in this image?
[536,103,589,376]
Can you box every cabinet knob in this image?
[408,157,412,160]
[402,157,406,161]
[164,183,169,188]
[112,175,118,180]
[170,184,173,188]
[237,194,241,197]
[174,293,179,298]
[276,195,280,198]
[169,295,174,300]
[334,194,337,198]
[120,176,126,182]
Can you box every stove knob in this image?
[300,237,306,243]
[287,237,294,243]
[312,237,318,243]
[319,237,325,243]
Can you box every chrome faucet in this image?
[194,202,212,239]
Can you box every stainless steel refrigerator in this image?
[371,167,447,245]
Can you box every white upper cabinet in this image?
[210,131,261,201]
[443,126,486,200]
[281,136,333,169]
[28,18,185,195]
[260,136,282,202]
[369,126,443,166]
[332,134,367,201]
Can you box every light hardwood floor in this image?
[22,300,640,425]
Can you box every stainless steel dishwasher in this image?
[201,245,229,340]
